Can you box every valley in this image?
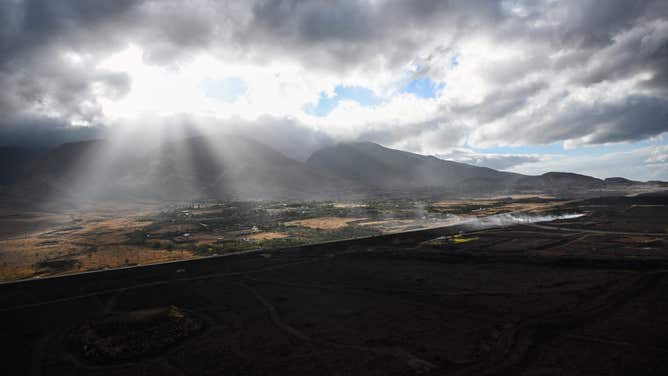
[0,194,588,281]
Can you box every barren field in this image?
[246,231,289,240]
[285,216,366,229]
[432,197,562,216]
[0,209,190,280]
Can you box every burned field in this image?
[1,192,668,375]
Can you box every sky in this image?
[1,0,667,180]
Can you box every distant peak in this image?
[338,140,383,148]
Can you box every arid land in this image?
[0,195,584,281]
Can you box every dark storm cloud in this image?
[0,0,139,66]
[241,0,505,71]
[543,95,668,145]
[471,93,668,148]
[0,0,666,155]
[456,1,668,150]
[549,0,667,49]
[0,117,106,149]
[133,1,220,65]
[452,81,549,124]
[0,0,139,134]
[0,58,131,131]
[568,17,668,90]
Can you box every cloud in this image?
[646,145,668,166]
[0,117,106,149]
[0,0,667,180]
[240,0,503,72]
[434,148,541,171]
[0,58,131,126]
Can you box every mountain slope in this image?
[514,172,605,191]
[0,147,43,186]
[14,135,358,203]
[9,138,664,204]
[306,142,522,193]
[131,135,356,200]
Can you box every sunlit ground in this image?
[0,196,582,281]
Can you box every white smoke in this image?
[463,213,585,230]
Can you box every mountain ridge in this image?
[2,137,665,204]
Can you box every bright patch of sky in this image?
[304,85,385,117]
[400,77,445,98]
[303,75,444,118]
[202,77,247,103]
[487,135,668,181]
[449,55,459,68]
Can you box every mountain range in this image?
[1,135,664,203]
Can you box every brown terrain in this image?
[0,196,572,281]
[285,217,366,230]
[0,206,196,280]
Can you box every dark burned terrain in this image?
[1,193,668,375]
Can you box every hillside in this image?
[306,142,522,193]
[131,136,356,200]
[0,147,43,185]
[13,135,358,203]
[6,138,665,204]
[514,172,605,191]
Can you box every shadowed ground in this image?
[1,193,667,375]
